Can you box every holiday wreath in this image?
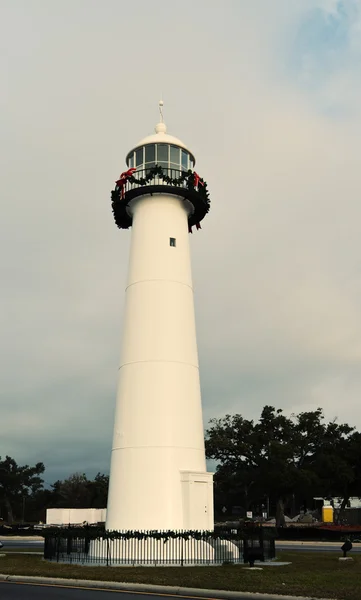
[111,166,210,232]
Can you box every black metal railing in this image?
[44,528,275,566]
[123,167,190,194]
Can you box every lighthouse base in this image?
[87,536,240,566]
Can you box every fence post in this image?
[43,536,48,559]
[106,537,110,566]
[260,526,264,561]
[66,535,72,555]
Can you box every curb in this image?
[0,574,334,600]
[0,535,44,543]
[279,540,361,547]
[1,552,43,555]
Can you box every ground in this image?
[0,552,360,600]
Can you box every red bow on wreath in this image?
[193,172,204,188]
[115,168,137,199]
[188,223,201,233]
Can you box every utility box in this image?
[322,506,334,523]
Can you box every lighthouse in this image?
[106,105,213,533]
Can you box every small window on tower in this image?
[170,237,176,247]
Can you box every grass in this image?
[0,552,360,600]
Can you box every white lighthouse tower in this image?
[106,106,213,533]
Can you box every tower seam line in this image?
[111,445,205,451]
[125,279,193,292]
[118,359,199,370]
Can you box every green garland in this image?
[44,525,270,542]
[111,166,210,205]
[45,527,238,541]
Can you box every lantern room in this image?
[126,122,196,175]
[111,118,210,232]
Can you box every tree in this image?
[0,456,44,523]
[49,472,109,509]
[205,406,355,527]
[23,472,109,522]
[204,412,263,516]
[51,473,91,508]
[87,473,109,508]
[313,427,361,521]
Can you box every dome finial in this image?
[159,97,164,123]
[155,98,167,134]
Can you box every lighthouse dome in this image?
[136,122,192,152]
[125,121,196,171]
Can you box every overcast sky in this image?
[2,0,361,485]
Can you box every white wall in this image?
[106,192,213,531]
[46,508,106,525]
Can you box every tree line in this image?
[206,406,361,525]
[0,461,109,524]
[1,406,360,525]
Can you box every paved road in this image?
[1,540,43,548]
[0,582,200,600]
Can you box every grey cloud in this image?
[2,0,361,483]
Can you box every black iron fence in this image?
[44,528,275,567]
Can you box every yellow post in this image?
[322,506,334,523]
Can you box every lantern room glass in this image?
[126,144,194,174]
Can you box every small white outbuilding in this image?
[46,508,106,526]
